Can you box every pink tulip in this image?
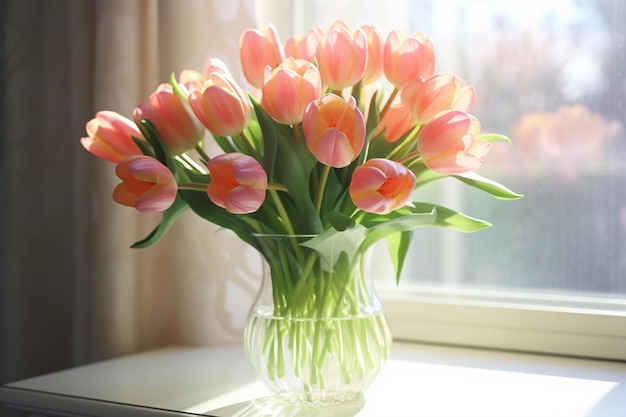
[284,27,324,62]
[240,24,285,89]
[400,72,475,124]
[316,21,368,91]
[373,100,413,143]
[202,57,232,78]
[302,94,366,168]
[112,155,177,212]
[80,110,145,163]
[384,30,435,89]
[360,24,384,85]
[133,83,204,155]
[207,152,267,214]
[188,64,252,137]
[178,69,205,90]
[349,158,415,214]
[261,57,322,125]
[418,110,491,174]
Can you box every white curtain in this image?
[0,0,261,387]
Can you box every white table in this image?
[1,342,626,417]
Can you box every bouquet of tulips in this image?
[81,20,519,276]
[81,19,520,400]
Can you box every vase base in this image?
[276,389,363,406]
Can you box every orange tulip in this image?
[316,21,368,91]
[360,24,384,85]
[284,26,324,62]
[418,110,491,174]
[349,158,415,214]
[384,30,435,89]
[240,24,285,89]
[188,62,252,137]
[261,57,322,125]
[80,110,145,163]
[400,72,475,124]
[112,155,177,212]
[302,94,365,168]
[207,152,267,214]
[133,83,204,155]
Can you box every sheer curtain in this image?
[0,0,258,388]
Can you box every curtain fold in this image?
[1,0,258,387]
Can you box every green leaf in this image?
[301,226,368,268]
[327,211,356,231]
[252,97,321,232]
[365,91,381,141]
[386,231,413,285]
[132,135,155,158]
[412,165,523,200]
[478,133,512,145]
[169,72,188,103]
[251,97,279,179]
[453,172,523,200]
[413,166,445,188]
[362,209,437,251]
[131,194,188,248]
[411,203,493,231]
[138,119,178,173]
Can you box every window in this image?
[259,0,626,360]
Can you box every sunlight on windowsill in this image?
[184,343,622,417]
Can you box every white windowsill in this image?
[1,342,625,416]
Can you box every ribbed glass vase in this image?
[243,233,392,406]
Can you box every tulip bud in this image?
[188,66,252,137]
[284,26,324,62]
[349,158,415,214]
[80,110,145,163]
[401,72,475,124]
[316,20,368,91]
[134,83,205,155]
[112,155,177,212]
[418,110,491,174]
[360,24,384,85]
[384,30,435,89]
[261,57,322,125]
[302,94,365,168]
[207,152,267,214]
[240,24,285,89]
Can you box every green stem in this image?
[267,190,307,265]
[194,144,210,163]
[177,182,208,191]
[239,130,257,157]
[268,189,296,236]
[315,164,331,214]
[396,150,421,166]
[176,154,207,174]
[267,182,288,193]
[378,87,399,121]
[386,124,421,161]
[292,123,303,142]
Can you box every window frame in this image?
[379,286,626,361]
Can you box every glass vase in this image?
[243,233,392,406]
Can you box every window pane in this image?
[398,0,626,299]
[293,0,626,300]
